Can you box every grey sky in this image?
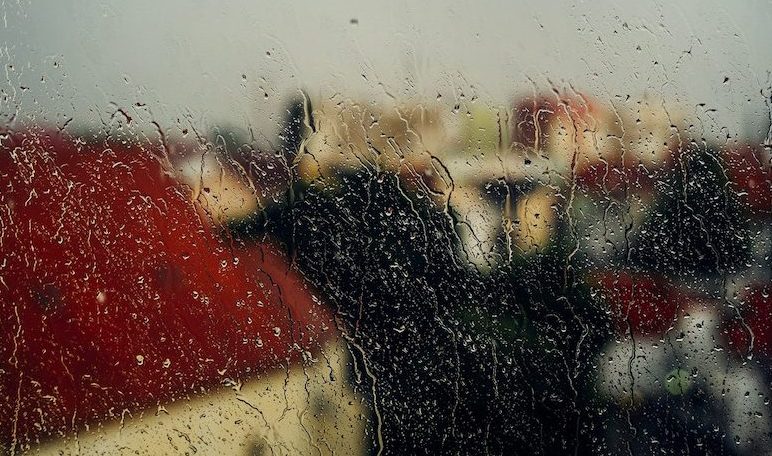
[1,0,771,142]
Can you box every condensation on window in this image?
[1,1,771,455]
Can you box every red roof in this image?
[0,127,337,444]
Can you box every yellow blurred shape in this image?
[505,186,556,255]
[621,93,685,167]
[178,155,260,224]
[31,341,368,456]
[460,105,505,154]
[297,99,448,187]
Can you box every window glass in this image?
[1,1,770,454]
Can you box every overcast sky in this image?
[1,0,771,143]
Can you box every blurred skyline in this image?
[1,0,771,144]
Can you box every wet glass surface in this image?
[1,1,771,454]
